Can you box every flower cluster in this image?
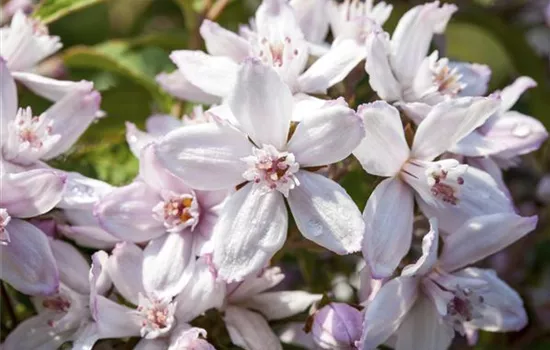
[0,1,547,350]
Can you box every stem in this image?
[206,0,230,20]
[1,283,17,329]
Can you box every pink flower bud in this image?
[311,303,363,349]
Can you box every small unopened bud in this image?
[311,303,363,349]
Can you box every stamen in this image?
[138,296,176,339]
[153,192,199,233]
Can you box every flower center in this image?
[153,192,199,233]
[257,36,300,68]
[0,209,11,245]
[431,57,465,97]
[42,295,71,313]
[242,145,300,196]
[138,296,176,339]
[444,286,485,334]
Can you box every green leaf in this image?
[33,0,106,24]
[62,41,173,112]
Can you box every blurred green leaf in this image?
[62,41,173,112]
[33,0,105,24]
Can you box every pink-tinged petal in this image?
[288,171,364,254]
[484,111,548,159]
[287,102,364,167]
[224,306,283,350]
[298,39,364,94]
[139,143,189,193]
[49,239,90,294]
[174,258,225,322]
[135,339,168,350]
[107,242,145,305]
[95,181,164,242]
[411,97,500,161]
[213,183,287,282]
[394,296,454,350]
[11,72,82,101]
[156,70,220,104]
[397,101,431,125]
[142,233,195,300]
[59,208,120,249]
[454,268,527,332]
[364,30,402,102]
[440,213,537,272]
[449,62,491,97]
[353,101,410,176]
[499,76,537,112]
[390,2,457,83]
[467,156,511,199]
[402,218,439,277]
[228,266,285,302]
[155,122,252,191]
[362,177,414,279]
[0,58,17,135]
[228,58,292,150]
[417,165,515,233]
[290,0,329,44]
[279,322,316,349]
[200,19,250,61]
[0,219,58,295]
[244,291,322,320]
[125,121,155,158]
[90,250,111,298]
[71,323,99,350]
[57,172,113,210]
[168,325,215,350]
[360,276,419,350]
[94,295,142,339]
[170,50,239,98]
[311,303,363,349]
[255,0,303,39]
[1,168,66,218]
[450,130,500,157]
[3,312,72,350]
[146,114,182,137]
[41,81,101,159]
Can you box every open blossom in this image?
[0,59,101,168]
[157,0,365,104]
[106,242,222,349]
[365,1,492,104]
[155,59,365,282]
[221,266,321,350]
[361,214,536,350]
[4,248,141,349]
[353,98,518,278]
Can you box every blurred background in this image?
[1,0,549,348]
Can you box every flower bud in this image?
[311,302,362,349]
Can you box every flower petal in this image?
[11,72,82,101]
[224,306,283,350]
[213,183,288,282]
[200,19,250,62]
[0,219,58,295]
[49,239,90,294]
[289,171,364,254]
[499,76,537,112]
[228,58,292,150]
[94,295,142,339]
[289,0,329,44]
[146,114,182,136]
[394,295,454,350]
[95,181,164,242]
[0,168,66,218]
[440,213,537,272]
[125,121,155,158]
[139,143,190,193]
[298,39,364,94]
[57,172,113,210]
[362,177,414,279]
[3,312,73,350]
[360,276,419,350]
[156,70,220,104]
[450,62,491,97]
[170,50,239,98]
[454,268,527,332]
[155,122,251,191]
[287,101,364,167]
[107,242,145,305]
[243,291,321,320]
[143,232,195,300]
[402,218,439,277]
[0,58,17,136]
[364,29,402,102]
[411,96,501,161]
[353,101,409,176]
[228,266,285,302]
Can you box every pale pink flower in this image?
[353,98,517,278]
[155,59,365,282]
[312,303,363,349]
[360,215,536,349]
[222,266,322,350]
[106,242,221,349]
[158,0,365,104]
[3,248,141,350]
[364,1,492,104]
